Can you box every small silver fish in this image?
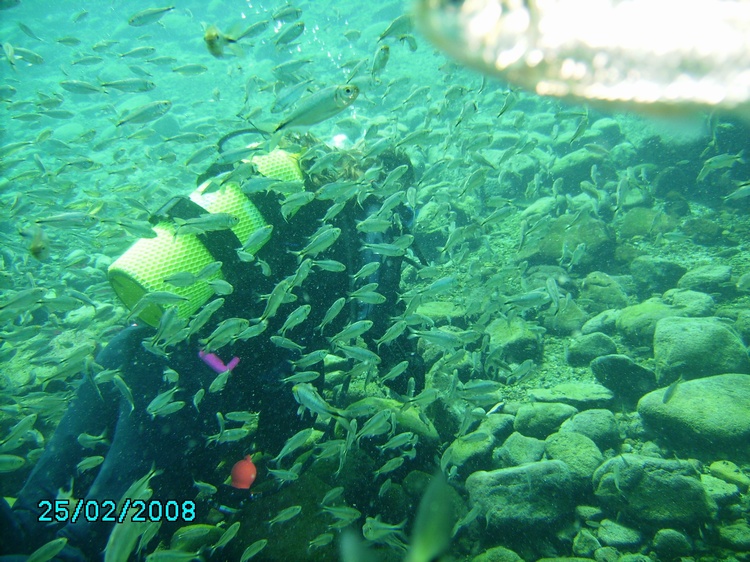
[60,80,102,94]
[173,213,239,236]
[128,6,175,27]
[275,85,358,132]
[274,21,305,47]
[100,78,156,92]
[268,505,301,527]
[116,100,171,127]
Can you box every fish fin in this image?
[227,43,245,58]
[224,22,246,41]
[246,119,275,136]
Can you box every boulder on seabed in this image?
[466,460,575,530]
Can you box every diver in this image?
[0,132,426,561]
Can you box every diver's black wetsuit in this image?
[0,185,424,561]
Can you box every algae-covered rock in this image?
[593,546,619,562]
[629,256,686,295]
[572,528,601,558]
[597,519,642,549]
[566,332,618,367]
[719,522,750,550]
[560,409,620,450]
[700,474,741,507]
[637,374,750,460]
[549,148,604,179]
[516,212,614,272]
[481,412,516,441]
[471,546,524,562]
[677,264,732,293]
[651,528,693,559]
[615,298,678,344]
[590,116,622,138]
[543,296,589,335]
[492,431,545,468]
[466,460,575,530]
[544,431,603,483]
[682,217,723,245]
[617,208,675,240]
[653,316,750,383]
[578,271,629,314]
[528,383,613,410]
[661,288,715,316]
[581,309,620,335]
[447,414,515,476]
[736,309,750,344]
[617,555,651,562]
[447,429,496,476]
[537,558,596,562]
[593,454,716,527]
[709,459,750,492]
[485,317,543,364]
[590,354,657,404]
[514,402,578,438]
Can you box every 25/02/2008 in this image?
[37,498,196,524]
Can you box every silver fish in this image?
[26,537,68,562]
[128,6,175,27]
[116,100,171,127]
[316,297,346,333]
[268,505,301,527]
[100,78,156,92]
[274,21,305,47]
[275,85,358,132]
[240,539,268,561]
[0,454,26,473]
[59,80,101,94]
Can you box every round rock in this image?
[593,454,716,527]
[630,256,686,295]
[514,402,578,439]
[492,431,545,468]
[466,460,575,530]
[560,409,620,450]
[653,317,750,383]
[578,271,629,314]
[545,431,603,483]
[719,522,750,550]
[590,354,656,404]
[566,332,618,367]
[615,298,678,345]
[652,528,692,559]
[677,264,732,293]
[637,373,750,460]
[581,309,620,335]
[597,519,642,549]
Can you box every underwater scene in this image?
[1,0,750,561]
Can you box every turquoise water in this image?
[2,1,750,561]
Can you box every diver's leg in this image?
[57,338,208,559]
[55,397,156,560]
[5,325,150,557]
[9,371,115,554]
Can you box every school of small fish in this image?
[1,1,750,561]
